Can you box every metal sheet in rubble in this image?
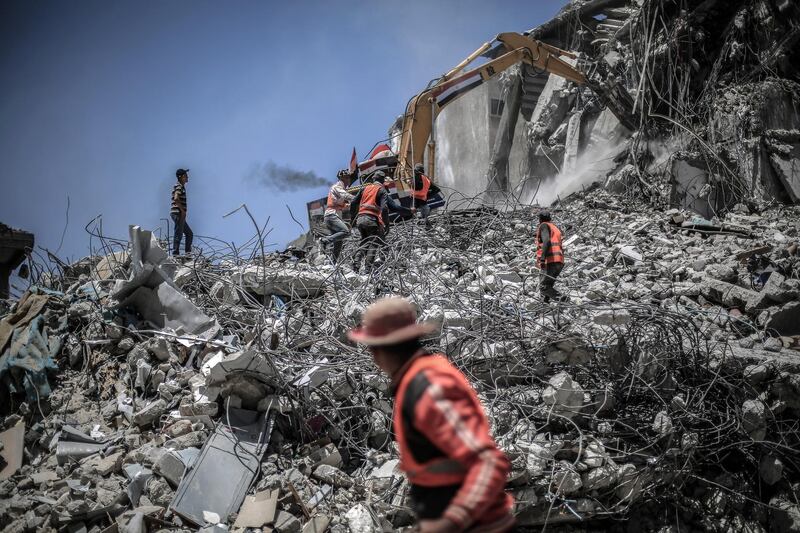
[169,408,272,526]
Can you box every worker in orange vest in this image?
[535,210,565,303]
[319,169,355,263]
[349,172,411,272]
[412,163,440,228]
[349,297,514,533]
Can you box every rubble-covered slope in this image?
[1,187,799,532]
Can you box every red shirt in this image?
[392,353,514,530]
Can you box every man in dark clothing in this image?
[348,297,515,533]
[171,168,193,256]
[412,163,441,228]
[535,210,565,302]
[349,171,411,272]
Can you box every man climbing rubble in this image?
[349,171,411,272]
[536,210,565,303]
[349,297,515,533]
[170,168,193,257]
[412,163,441,228]
[319,169,355,263]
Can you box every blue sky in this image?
[0,0,564,263]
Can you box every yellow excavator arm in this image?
[395,32,636,181]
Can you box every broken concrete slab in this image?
[111,225,219,340]
[700,278,758,309]
[232,488,278,529]
[0,420,24,480]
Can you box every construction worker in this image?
[412,163,441,228]
[348,297,515,533]
[171,168,193,257]
[319,169,355,263]
[535,210,565,302]
[349,171,411,272]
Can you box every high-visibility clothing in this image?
[412,174,431,202]
[392,353,513,530]
[536,221,564,265]
[327,187,348,211]
[358,183,384,226]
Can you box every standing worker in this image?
[171,168,193,257]
[412,163,441,228]
[535,210,565,302]
[348,297,515,533]
[320,169,355,263]
[349,171,411,272]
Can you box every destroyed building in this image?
[1,1,800,532]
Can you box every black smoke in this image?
[245,160,329,191]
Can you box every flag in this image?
[349,147,358,172]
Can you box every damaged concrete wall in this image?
[434,81,492,206]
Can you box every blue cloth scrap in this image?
[0,315,61,401]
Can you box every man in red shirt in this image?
[349,297,514,532]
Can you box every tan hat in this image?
[348,297,438,346]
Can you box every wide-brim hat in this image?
[348,296,438,346]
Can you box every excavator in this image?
[306,31,638,231]
[394,31,638,182]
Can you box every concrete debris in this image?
[3,2,800,531]
[542,372,584,419]
[1,185,798,532]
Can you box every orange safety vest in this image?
[358,183,384,226]
[394,354,475,487]
[326,182,348,211]
[412,174,431,202]
[536,221,564,265]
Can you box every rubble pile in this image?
[510,0,800,212]
[1,186,799,532]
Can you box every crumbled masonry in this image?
[2,0,800,531]
[1,187,798,532]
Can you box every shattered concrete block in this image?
[209,280,240,305]
[525,443,556,477]
[582,441,607,468]
[154,450,186,488]
[82,450,124,477]
[592,308,631,326]
[206,349,276,385]
[700,277,758,309]
[180,400,218,417]
[652,411,674,436]
[583,464,618,491]
[132,399,167,427]
[551,467,582,495]
[146,337,173,362]
[744,364,772,386]
[741,399,768,441]
[542,372,584,419]
[312,464,353,488]
[345,503,382,533]
[763,337,783,352]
